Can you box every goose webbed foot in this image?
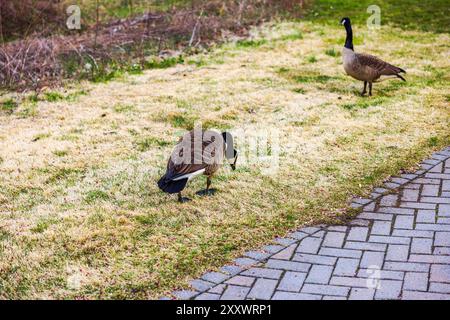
[196,176,216,197]
[196,188,217,197]
[178,193,191,203]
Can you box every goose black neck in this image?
[344,24,354,50]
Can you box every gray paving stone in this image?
[439,204,450,216]
[277,271,307,292]
[209,284,226,294]
[411,238,432,254]
[403,272,428,291]
[272,291,322,300]
[322,231,345,248]
[173,290,198,300]
[323,295,347,300]
[262,244,285,254]
[190,279,214,291]
[409,254,450,264]
[371,221,392,235]
[234,257,258,267]
[380,195,398,206]
[416,209,436,223]
[430,264,450,283]
[402,290,450,300]
[378,207,415,215]
[349,288,375,300]
[416,223,450,231]
[333,258,359,276]
[429,283,450,294]
[384,261,430,272]
[435,232,450,246]
[374,280,402,300]
[301,227,322,234]
[438,217,450,224]
[434,247,450,255]
[225,276,255,287]
[293,253,336,265]
[201,272,229,284]
[305,265,333,284]
[195,293,220,300]
[358,212,393,221]
[301,283,350,297]
[422,197,450,204]
[422,184,440,197]
[244,251,272,261]
[247,279,278,300]
[271,244,296,260]
[241,267,283,280]
[392,229,434,238]
[265,259,310,272]
[402,188,419,202]
[360,251,385,269]
[347,227,369,241]
[330,276,367,288]
[296,237,322,254]
[288,231,309,240]
[220,265,243,276]
[344,241,387,252]
[369,235,410,245]
[274,237,297,246]
[400,202,436,210]
[357,269,404,280]
[394,215,414,229]
[319,247,362,259]
[386,244,409,261]
[220,285,250,300]
[327,226,348,232]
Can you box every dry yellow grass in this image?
[0,21,449,299]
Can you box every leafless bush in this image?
[0,0,307,90]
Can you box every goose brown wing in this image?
[356,53,405,76]
[165,130,223,180]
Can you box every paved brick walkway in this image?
[172,147,450,300]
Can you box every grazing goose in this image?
[157,129,238,202]
[340,17,406,96]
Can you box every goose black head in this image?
[222,132,238,171]
[340,17,351,27]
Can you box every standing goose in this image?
[157,129,238,203]
[340,17,406,96]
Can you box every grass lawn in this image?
[0,1,449,299]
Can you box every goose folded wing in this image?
[165,134,221,180]
[356,53,404,75]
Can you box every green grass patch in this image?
[113,104,135,113]
[85,190,110,204]
[306,0,450,33]
[0,99,18,114]
[135,136,171,152]
[325,48,339,57]
[236,39,268,48]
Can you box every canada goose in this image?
[157,129,238,203]
[340,17,406,96]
